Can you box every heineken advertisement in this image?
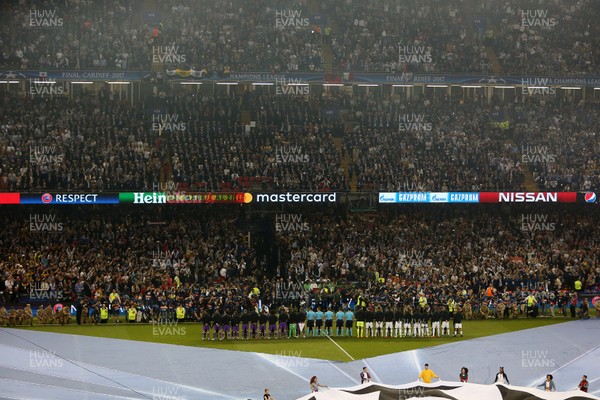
[118,192,249,204]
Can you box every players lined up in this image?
[193,305,464,340]
[8,303,465,340]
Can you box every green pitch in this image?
[14,318,570,361]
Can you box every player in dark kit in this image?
[241,309,250,339]
[201,310,212,340]
[335,308,345,336]
[278,309,289,338]
[355,307,365,337]
[431,307,441,337]
[221,312,231,340]
[441,308,451,337]
[231,311,241,339]
[212,311,222,340]
[268,312,277,339]
[297,309,307,337]
[259,310,268,339]
[453,307,463,337]
[288,309,298,338]
[421,308,431,337]
[250,309,259,339]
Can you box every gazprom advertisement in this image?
[379,192,479,203]
[378,192,595,204]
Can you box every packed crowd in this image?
[479,0,600,75]
[1,0,322,72]
[1,206,598,329]
[323,0,492,74]
[0,0,598,75]
[1,90,598,193]
[0,91,347,192]
[275,206,599,315]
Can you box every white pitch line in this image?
[326,334,355,361]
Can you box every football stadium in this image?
[0,0,599,399]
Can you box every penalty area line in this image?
[326,335,355,361]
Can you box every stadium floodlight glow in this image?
[251,82,274,86]
[460,85,482,88]
[216,82,238,85]
[179,81,203,85]
[560,87,581,90]
[107,81,130,85]
[0,80,19,84]
[595,87,600,90]
[357,84,379,87]
[426,84,448,88]
[323,83,344,87]
[71,81,93,84]
[494,86,515,89]
[392,84,413,87]
[286,83,309,86]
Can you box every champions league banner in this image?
[1,71,600,86]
